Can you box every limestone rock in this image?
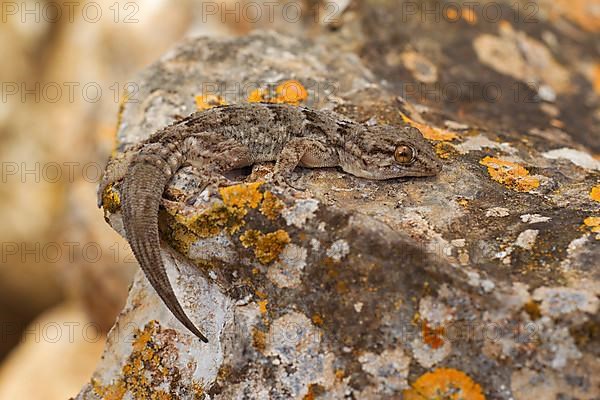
[80,30,599,400]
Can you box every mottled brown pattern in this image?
[98,102,441,341]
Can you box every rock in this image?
[80,29,599,400]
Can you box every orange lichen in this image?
[583,216,600,233]
[403,368,485,400]
[462,7,477,24]
[247,80,308,105]
[260,191,285,220]
[422,322,445,349]
[400,113,458,141]
[258,299,269,314]
[445,7,459,21]
[335,280,349,294]
[312,314,324,326]
[593,64,600,94]
[480,156,540,192]
[551,0,600,32]
[240,229,291,264]
[195,94,227,110]
[303,384,318,400]
[219,182,264,209]
[252,328,267,351]
[497,20,513,33]
[550,119,565,129]
[590,185,600,202]
[248,88,268,103]
[274,80,308,104]
[523,301,542,320]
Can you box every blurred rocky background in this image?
[0,0,599,399]
[0,0,228,397]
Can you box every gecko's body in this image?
[99,103,442,342]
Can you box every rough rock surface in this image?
[79,29,599,400]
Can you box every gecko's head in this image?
[340,125,442,180]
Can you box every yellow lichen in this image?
[480,156,540,192]
[92,321,204,400]
[258,299,268,314]
[91,378,126,400]
[260,191,285,220]
[219,182,264,209]
[167,184,291,262]
[183,204,246,237]
[583,216,600,233]
[252,328,267,351]
[435,142,459,159]
[400,113,458,141]
[457,198,469,207]
[403,368,486,400]
[240,229,291,264]
[590,185,600,202]
[177,183,268,238]
[162,214,202,254]
[195,94,227,110]
[102,184,122,213]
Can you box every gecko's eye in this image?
[394,145,415,164]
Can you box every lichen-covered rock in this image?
[79,29,599,400]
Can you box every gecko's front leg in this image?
[269,138,340,188]
[183,141,252,204]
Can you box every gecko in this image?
[98,102,442,342]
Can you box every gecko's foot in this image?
[184,175,242,206]
[248,163,274,182]
[213,177,242,188]
[266,173,306,191]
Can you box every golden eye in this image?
[394,145,415,164]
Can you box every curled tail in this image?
[122,159,208,342]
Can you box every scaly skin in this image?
[99,103,442,342]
